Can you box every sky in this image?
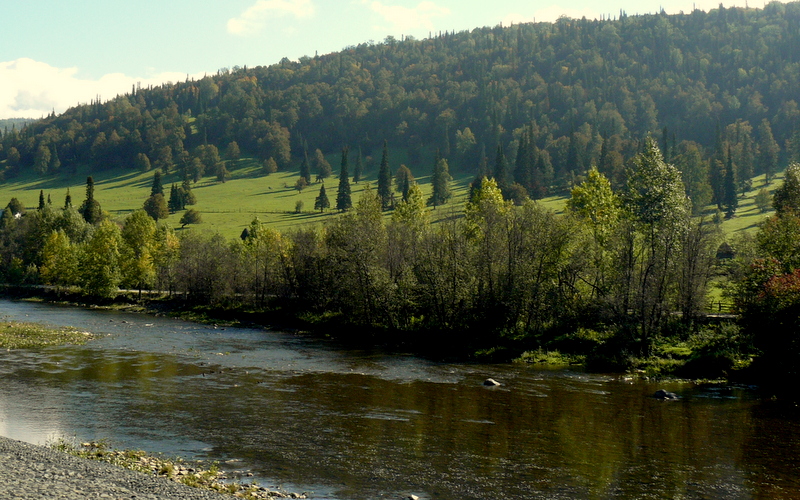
[0,0,766,120]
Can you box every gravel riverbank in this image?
[0,436,233,500]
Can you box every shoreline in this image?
[0,436,308,500]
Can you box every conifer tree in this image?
[378,141,393,210]
[429,155,452,207]
[493,144,509,192]
[336,146,352,211]
[315,184,331,212]
[64,189,72,209]
[758,118,780,185]
[299,151,312,183]
[151,170,164,197]
[79,176,102,224]
[38,190,45,210]
[723,146,738,218]
[395,165,414,202]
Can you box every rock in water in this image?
[483,378,501,387]
[653,389,678,400]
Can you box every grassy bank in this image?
[0,320,93,349]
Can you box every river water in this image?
[0,299,799,499]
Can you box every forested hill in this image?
[2,1,800,206]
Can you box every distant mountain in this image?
[2,1,799,204]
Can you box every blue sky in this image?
[1,0,760,119]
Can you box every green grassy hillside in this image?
[0,155,477,239]
[0,151,782,241]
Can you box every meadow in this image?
[0,154,779,241]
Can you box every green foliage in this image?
[315,184,330,212]
[377,141,392,210]
[143,193,169,221]
[336,147,352,211]
[79,219,122,297]
[428,156,452,207]
[180,209,202,227]
[772,162,800,215]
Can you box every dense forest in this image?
[2,2,799,210]
[2,3,800,389]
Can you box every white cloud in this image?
[363,1,450,32]
[502,5,601,25]
[227,0,315,36]
[0,58,204,119]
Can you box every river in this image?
[0,299,799,499]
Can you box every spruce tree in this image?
[315,184,331,212]
[336,146,352,211]
[429,155,453,207]
[299,151,312,183]
[151,170,164,197]
[395,165,414,202]
[79,176,102,224]
[493,144,509,192]
[723,147,738,218]
[64,189,72,209]
[38,190,45,210]
[377,140,393,210]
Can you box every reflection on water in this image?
[1,299,799,499]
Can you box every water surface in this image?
[1,299,799,499]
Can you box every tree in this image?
[120,210,157,294]
[79,219,122,297]
[168,184,183,212]
[262,157,278,174]
[312,148,332,182]
[622,137,689,353]
[353,149,363,183]
[755,188,772,213]
[392,182,428,234]
[134,153,152,172]
[336,146,352,211]
[143,193,169,220]
[493,144,510,192]
[6,197,24,216]
[377,141,392,210]
[299,152,312,183]
[151,170,164,197]
[79,176,102,224]
[723,147,739,218]
[39,228,79,291]
[295,177,308,191]
[773,162,800,216]
[38,190,45,210]
[216,162,230,183]
[64,189,72,209]
[180,209,202,227]
[225,141,241,166]
[33,143,51,174]
[395,165,414,202]
[315,184,331,212]
[428,156,452,207]
[758,118,780,185]
[182,177,196,205]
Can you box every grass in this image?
[0,153,477,240]
[0,320,92,349]
[0,148,787,241]
[50,439,299,499]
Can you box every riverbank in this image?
[0,435,235,500]
[1,287,753,382]
[0,436,308,500]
